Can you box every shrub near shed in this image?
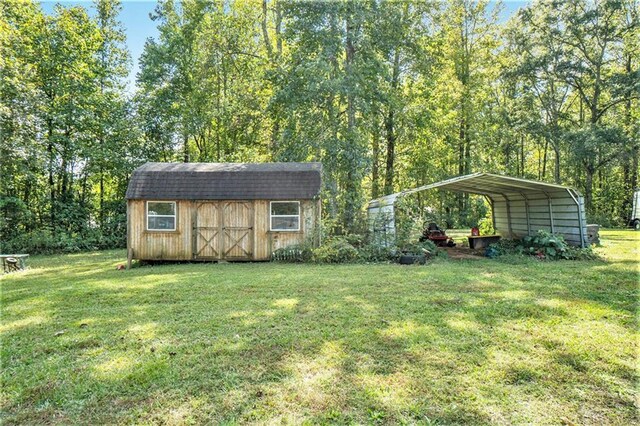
[489,230,597,260]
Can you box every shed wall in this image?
[128,200,193,260]
[128,199,319,261]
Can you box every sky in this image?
[40,0,530,93]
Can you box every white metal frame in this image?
[366,173,589,247]
[270,201,301,231]
[146,200,177,231]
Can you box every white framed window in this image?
[270,201,300,231]
[146,201,176,231]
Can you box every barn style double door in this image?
[193,201,254,260]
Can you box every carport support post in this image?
[484,195,496,232]
[503,194,513,237]
[566,189,586,248]
[520,192,531,235]
[576,194,585,248]
[544,191,555,234]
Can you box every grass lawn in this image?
[1,230,638,425]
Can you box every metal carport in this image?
[367,173,588,247]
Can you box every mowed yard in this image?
[1,230,638,425]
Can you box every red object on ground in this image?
[471,227,480,236]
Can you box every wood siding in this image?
[128,199,320,261]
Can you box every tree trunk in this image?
[99,166,104,228]
[261,0,273,58]
[504,140,510,173]
[458,117,466,217]
[541,139,548,180]
[584,165,594,213]
[383,108,396,195]
[262,0,282,159]
[621,53,638,221]
[626,54,637,195]
[47,118,55,228]
[458,115,470,221]
[520,135,524,177]
[371,114,380,199]
[553,143,561,184]
[343,13,358,231]
[382,6,404,196]
[275,1,282,55]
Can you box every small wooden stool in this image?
[1,254,29,272]
[5,257,18,272]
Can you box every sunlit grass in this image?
[1,230,638,424]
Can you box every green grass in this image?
[1,230,638,425]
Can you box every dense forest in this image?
[1,0,638,253]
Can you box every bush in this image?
[357,243,398,263]
[305,238,447,264]
[312,237,359,263]
[478,216,495,235]
[2,230,85,254]
[400,239,438,256]
[488,230,598,261]
[1,228,126,255]
[486,238,522,258]
[272,244,313,263]
[519,231,569,259]
[586,212,624,228]
[273,227,449,265]
[563,245,599,260]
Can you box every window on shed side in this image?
[270,201,300,231]
[147,201,176,231]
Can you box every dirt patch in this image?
[443,246,485,260]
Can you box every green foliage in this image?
[563,245,599,261]
[487,238,523,258]
[271,244,313,263]
[0,196,32,237]
[478,216,495,236]
[584,212,625,229]
[1,228,124,255]
[280,232,442,264]
[393,197,429,250]
[519,231,569,259]
[313,229,395,263]
[489,230,598,261]
[400,239,438,256]
[0,0,138,254]
[356,243,398,263]
[311,237,359,264]
[2,0,638,252]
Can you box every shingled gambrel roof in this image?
[125,162,322,200]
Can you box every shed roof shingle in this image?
[125,162,322,200]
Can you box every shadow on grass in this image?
[1,237,638,424]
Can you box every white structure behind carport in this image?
[367,173,588,247]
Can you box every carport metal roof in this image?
[367,173,586,247]
[368,173,580,207]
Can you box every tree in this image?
[433,0,500,222]
[518,0,639,211]
[91,0,131,228]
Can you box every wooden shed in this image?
[125,162,322,263]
